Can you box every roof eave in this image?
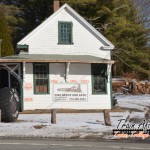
[17,3,115,48]
[102,46,114,50]
[0,59,114,64]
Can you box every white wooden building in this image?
[0,1,114,111]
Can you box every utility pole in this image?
[0,39,2,57]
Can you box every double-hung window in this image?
[33,63,49,94]
[91,64,107,94]
[58,22,73,44]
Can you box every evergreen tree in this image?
[0,5,14,57]
[62,0,149,78]
[1,0,54,47]
[16,0,53,43]
[1,0,149,78]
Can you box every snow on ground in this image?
[0,112,130,138]
[0,94,149,139]
[116,94,150,111]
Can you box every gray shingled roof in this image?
[0,54,114,64]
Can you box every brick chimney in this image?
[54,0,60,12]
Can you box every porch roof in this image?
[0,54,114,64]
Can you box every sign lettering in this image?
[53,83,88,102]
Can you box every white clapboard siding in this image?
[18,8,111,59]
[18,4,114,110]
[23,63,111,110]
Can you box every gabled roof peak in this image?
[18,3,114,49]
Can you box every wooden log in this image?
[145,82,149,88]
[103,109,111,126]
[128,81,133,93]
[114,79,150,94]
[125,80,129,86]
[51,109,56,124]
[137,83,142,91]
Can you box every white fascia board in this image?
[101,46,114,50]
[66,4,114,49]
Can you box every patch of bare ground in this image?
[33,125,47,129]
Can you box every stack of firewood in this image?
[128,80,150,94]
[112,78,150,94]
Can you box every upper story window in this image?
[58,22,73,44]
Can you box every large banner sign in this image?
[53,83,88,102]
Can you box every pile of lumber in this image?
[112,78,150,94]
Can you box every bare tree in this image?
[132,0,150,28]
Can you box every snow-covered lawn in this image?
[116,94,150,111]
[0,94,149,139]
[0,112,130,138]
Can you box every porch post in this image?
[103,109,111,126]
[51,109,56,124]
[103,64,112,126]
[23,62,26,82]
[107,64,112,83]
[0,39,2,57]
[8,71,11,88]
[65,62,70,82]
[0,109,1,122]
